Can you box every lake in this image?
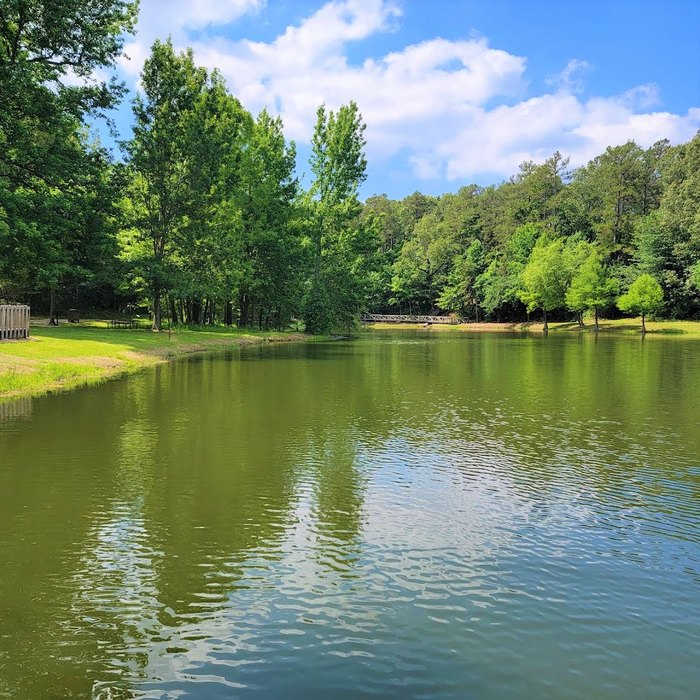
[1,330,699,698]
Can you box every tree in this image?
[0,0,136,317]
[519,236,577,332]
[476,222,541,319]
[305,101,374,333]
[510,151,570,228]
[123,40,207,330]
[566,251,618,331]
[391,210,458,312]
[234,109,300,328]
[437,239,485,319]
[617,273,664,333]
[0,0,137,156]
[173,72,249,326]
[574,141,646,255]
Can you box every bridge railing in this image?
[361,313,459,325]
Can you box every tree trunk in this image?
[594,307,599,333]
[224,301,233,326]
[169,296,179,326]
[153,288,162,331]
[239,293,250,327]
[314,220,322,283]
[190,299,203,325]
[577,311,584,328]
[542,308,548,333]
[641,313,646,334]
[48,287,58,326]
[249,300,257,329]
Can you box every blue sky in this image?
[102,0,700,199]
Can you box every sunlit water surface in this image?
[1,331,699,698]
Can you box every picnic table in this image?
[109,318,138,329]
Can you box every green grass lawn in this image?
[0,323,306,401]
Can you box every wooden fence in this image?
[0,305,30,340]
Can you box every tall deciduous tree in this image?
[437,239,485,319]
[235,109,299,328]
[123,39,206,330]
[305,101,375,333]
[0,0,136,317]
[476,222,541,319]
[174,71,248,325]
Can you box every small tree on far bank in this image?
[519,237,571,332]
[617,273,664,333]
[566,251,618,332]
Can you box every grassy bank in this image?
[364,318,700,336]
[0,323,308,402]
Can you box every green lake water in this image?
[1,330,699,698]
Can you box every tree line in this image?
[1,1,698,333]
[0,1,376,333]
[366,136,700,330]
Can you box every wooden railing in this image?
[0,305,30,340]
[361,313,458,325]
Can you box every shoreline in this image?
[4,317,699,403]
[362,318,700,336]
[0,324,312,403]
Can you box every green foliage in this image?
[122,39,208,328]
[390,186,482,313]
[234,110,300,328]
[519,237,571,315]
[364,136,699,324]
[566,251,618,322]
[473,223,542,317]
[690,262,700,290]
[121,41,301,330]
[573,140,667,254]
[304,101,375,333]
[0,0,135,316]
[310,102,367,205]
[515,234,592,328]
[437,239,485,318]
[303,278,334,335]
[618,273,664,320]
[2,2,699,330]
[634,210,675,275]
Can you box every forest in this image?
[1,0,699,333]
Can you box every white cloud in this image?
[546,58,590,94]
[442,95,700,180]
[118,0,700,186]
[185,1,528,164]
[119,0,265,75]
